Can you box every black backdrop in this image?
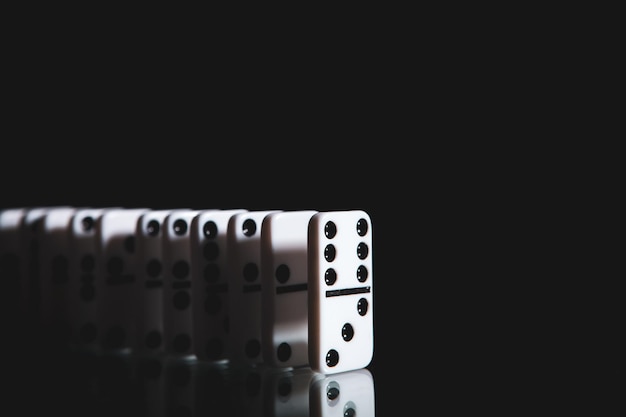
[1,18,623,412]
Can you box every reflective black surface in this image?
[5,338,376,417]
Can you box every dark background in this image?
[1,13,623,414]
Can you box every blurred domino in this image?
[227,209,281,366]
[39,206,78,347]
[162,209,202,357]
[261,210,318,368]
[307,210,374,374]
[68,207,116,351]
[190,208,247,363]
[96,207,149,352]
[134,209,173,355]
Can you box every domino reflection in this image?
[16,351,376,417]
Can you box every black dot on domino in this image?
[344,402,357,417]
[326,349,339,367]
[342,323,354,341]
[357,298,369,316]
[172,334,192,353]
[81,216,95,232]
[203,242,219,261]
[357,242,369,260]
[123,236,135,253]
[277,377,292,398]
[275,264,290,283]
[146,219,161,236]
[242,219,257,237]
[173,291,191,310]
[173,219,188,236]
[203,221,218,238]
[326,381,340,400]
[145,330,162,349]
[277,342,292,362]
[172,260,190,279]
[146,259,162,277]
[325,221,337,239]
[356,265,368,282]
[243,262,259,282]
[356,218,368,236]
[245,339,261,358]
[325,268,337,285]
[204,293,221,314]
[324,244,336,262]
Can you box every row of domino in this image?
[0,206,374,375]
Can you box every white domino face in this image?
[309,368,376,417]
[134,209,173,355]
[227,209,281,365]
[308,210,374,374]
[39,206,78,345]
[96,208,149,352]
[162,209,202,357]
[191,208,247,362]
[68,207,114,350]
[261,210,318,368]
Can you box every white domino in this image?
[190,208,247,363]
[68,207,116,351]
[96,207,149,352]
[307,210,374,374]
[309,368,376,417]
[134,209,173,355]
[39,206,78,346]
[20,206,63,331]
[261,209,318,368]
[227,209,281,366]
[162,209,202,357]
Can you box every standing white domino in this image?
[134,209,173,355]
[309,368,376,417]
[261,210,318,368]
[21,206,69,332]
[96,207,149,352]
[190,208,247,363]
[308,210,374,374]
[68,207,115,351]
[227,209,281,366]
[39,206,78,347]
[162,209,202,357]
